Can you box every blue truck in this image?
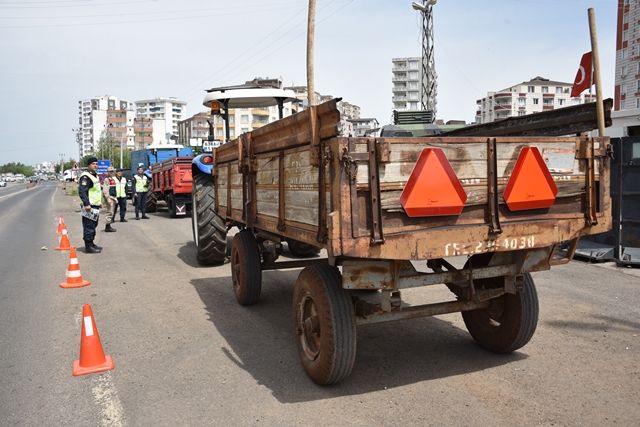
[130,146,193,212]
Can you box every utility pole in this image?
[307,0,316,106]
[412,0,438,120]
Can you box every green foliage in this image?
[0,162,35,176]
[82,133,132,169]
[54,159,77,174]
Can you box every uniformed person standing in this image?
[78,157,102,253]
[133,166,150,220]
[112,169,128,222]
[102,166,117,232]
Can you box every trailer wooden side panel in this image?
[212,99,612,262]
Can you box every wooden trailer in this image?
[194,99,611,384]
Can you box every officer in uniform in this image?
[78,157,102,253]
[133,166,150,220]
[102,166,117,232]
[112,169,128,222]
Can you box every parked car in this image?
[0,180,6,187]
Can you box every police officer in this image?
[78,157,102,254]
[133,166,150,220]
[112,169,128,222]
[102,166,117,232]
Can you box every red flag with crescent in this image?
[570,52,593,97]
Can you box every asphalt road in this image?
[1,182,639,426]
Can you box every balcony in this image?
[392,96,407,102]
[494,104,512,110]
[494,92,512,99]
[251,108,270,116]
[543,105,555,110]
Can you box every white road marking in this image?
[0,186,33,200]
[91,373,126,427]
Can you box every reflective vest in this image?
[115,177,127,198]
[80,172,101,206]
[135,174,148,193]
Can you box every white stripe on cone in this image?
[83,316,94,337]
[70,258,79,265]
[67,270,82,278]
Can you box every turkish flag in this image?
[570,52,593,97]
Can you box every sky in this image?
[0,0,618,165]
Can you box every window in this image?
[541,86,549,94]
[543,98,553,105]
[518,97,526,107]
[624,30,629,42]
[637,80,640,91]
[637,98,640,109]
[633,142,640,159]
[557,99,565,106]
[240,114,249,124]
[527,86,535,93]
[621,65,627,78]
[621,48,627,60]
[533,98,539,105]
[518,111,526,116]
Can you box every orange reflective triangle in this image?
[503,146,558,211]
[400,148,467,217]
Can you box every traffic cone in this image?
[56,216,66,235]
[73,304,114,376]
[60,247,90,289]
[56,228,72,251]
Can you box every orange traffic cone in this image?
[56,228,72,251]
[73,304,114,376]
[60,247,90,289]
[56,216,66,235]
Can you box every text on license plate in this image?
[444,236,536,256]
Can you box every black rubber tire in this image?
[167,195,176,218]
[145,191,158,213]
[462,272,539,353]
[192,172,227,265]
[293,264,356,385]
[287,239,321,258]
[231,229,262,305]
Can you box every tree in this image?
[54,159,77,174]
[0,162,35,176]
[81,133,133,170]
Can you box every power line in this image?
[180,0,355,102]
[0,4,296,28]
[0,2,293,19]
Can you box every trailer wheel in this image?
[231,229,262,305]
[287,239,321,258]
[145,191,158,213]
[167,195,176,218]
[462,272,539,353]
[293,264,356,385]
[192,173,227,265]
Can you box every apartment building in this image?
[392,57,423,112]
[135,97,187,138]
[76,95,135,158]
[177,112,211,148]
[348,118,380,137]
[475,76,595,124]
[614,0,640,110]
